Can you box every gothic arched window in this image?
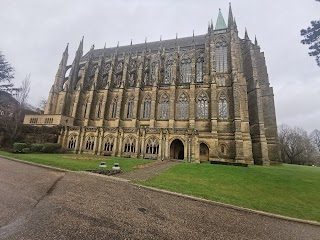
[129,73,135,87]
[215,38,228,73]
[177,93,189,119]
[127,95,134,119]
[111,97,117,118]
[117,62,123,72]
[197,92,209,119]
[85,136,94,151]
[142,94,151,119]
[104,136,114,152]
[116,74,122,87]
[159,94,169,119]
[196,54,204,83]
[124,137,136,153]
[68,135,77,149]
[145,137,159,155]
[165,59,173,84]
[180,58,192,83]
[218,93,228,120]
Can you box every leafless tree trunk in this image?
[310,129,320,153]
[0,74,31,146]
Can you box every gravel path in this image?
[117,161,179,181]
[0,157,319,240]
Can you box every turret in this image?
[228,3,234,28]
[53,43,69,92]
[68,37,84,91]
[215,9,227,30]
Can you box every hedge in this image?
[30,144,44,153]
[41,143,62,153]
[13,143,29,153]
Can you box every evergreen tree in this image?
[301,0,320,66]
[0,51,15,91]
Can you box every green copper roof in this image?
[215,9,227,30]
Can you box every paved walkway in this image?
[117,161,179,181]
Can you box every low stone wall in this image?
[20,125,61,144]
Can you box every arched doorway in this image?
[170,139,184,160]
[200,143,209,162]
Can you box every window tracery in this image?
[197,92,209,119]
[68,136,77,149]
[127,95,134,119]
[117,62,123,72]
[165,63,173,84]
[180,58,192,83]
[177,93,189,119]
[196,54,204,83]
[145,137,159,154]
[218,93,228,120]
[104,136,114,152]
[159,94,169,119]
[215,38,228,73]
[142,94,151,119]
[85,136,94,151]
[97,99,102,118]
[124,137,136,153]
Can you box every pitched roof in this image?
[82,34,206,60]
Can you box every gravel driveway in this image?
[0,157,319,240]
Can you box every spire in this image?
[215,9,227,30]
[228,3,234,28]
[208,21,211,33]
[117,41,119,48]
[255,36,258,45]
[130,39,132,46]
[234,17,237,29]
[64,43,69,55]
[244,28,250,40]
[159,35,162,48]
[193,30,195,38]
[211,19,213,30]
[145,37,147,50]
[76,36,84,56]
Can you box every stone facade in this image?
[24,5,281,165]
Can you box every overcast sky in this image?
[1,0,319,132]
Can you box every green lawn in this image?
[0,151,152,172]
[137,163,320,222]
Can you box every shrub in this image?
[21,148,31,154]
[13,143,28,153]
[31,144,44,153]
[55,148,65,154]
[42,143,62,153]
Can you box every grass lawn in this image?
[0,151,152,172]
[137,163,320,222]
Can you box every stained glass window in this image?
[197,92,209,119]
[218,93,228,119]
[142,95,151,119]
[165,63,173,84]
[180,58,192,83]
[215,38,228,73]
[127,95,134,119]
[104,136,114,152]
[177,93,189,119]
[196,55,204,83]
[159,94,169,119]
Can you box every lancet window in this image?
[215,38,228,73]
[124,137,136,153]
[104,136,114,152]
[218,93,228,120]
[142,94,151,119]
[196,54,204,83]
[85,136,94,151]
[68,136,77,149]
[127,95,134,119]
[180,58,192,83]
[177,93,189,119]
[145,137,159,155]
[197,92,209,119]
[97,99,102,118]
[164,58,174,84]
[159,94,169,119]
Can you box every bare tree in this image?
[310,129,320,153]
[278,124,314,165]
[0,75,31,146]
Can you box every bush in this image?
[31,144,44,153]
[21,148,31,154]
[13,143,29,153]
[42,143,62,153]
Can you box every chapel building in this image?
[24,5,281,165]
